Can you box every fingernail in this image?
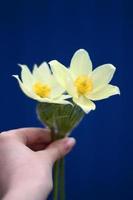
[65,137,76,152]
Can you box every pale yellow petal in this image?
[52,99,72,105]
[32,64,38,76]
[33,62,51,83]
[55,100,72,105]
[91,64,116,90]
[35,96,71,105]
[49,77,65,98]
[18,64,33,86]
[13,75,37,99]
[38,62,51,76]
[66,73,78,98]
[73,96,96,113]
[59,94,72,100]
[49,60,68,89]
[70,49,92,78]
[88,84,120,101]
[53,94,72,104]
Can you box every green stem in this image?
[59,157,65,200]
[53,160,60,200]
[51,129,66,200]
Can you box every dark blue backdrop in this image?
[0,0,132,199]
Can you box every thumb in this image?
[39,137,76,165]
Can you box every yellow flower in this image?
[13,62,70,104]
[49,49,120,113]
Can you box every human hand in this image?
[0,128,76,200]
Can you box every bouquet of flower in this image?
[13,49,120,200]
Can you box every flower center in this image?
[74,75,93,96]
[33,82,51,98]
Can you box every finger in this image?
[8,127,51,146]
[38,137,76,165]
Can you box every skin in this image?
[0,128,76,200]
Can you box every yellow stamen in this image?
[74,75,93,96]
[33,82,51,98]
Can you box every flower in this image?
[13,62,70,104]
[49,49,120,113]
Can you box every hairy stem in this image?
[53,160,60,200]
[59,157,65,200]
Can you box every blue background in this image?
[0,0,132,199]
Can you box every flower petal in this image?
[66,73,78,98]
[13,75,37,99]
[52,97,72,105]
[35,96,72,105]
[88,84,120,101]
[48,77,65,98]
[32,64,38,76]
[59,94,72,100]
[49,60,68,89]
[18,64,33,86]
[73,96,96,113]
[70,49,92,78]
[91,64,116,90]
[34,62,52,84]
[38,62,51,76]
[52,99,72,105]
